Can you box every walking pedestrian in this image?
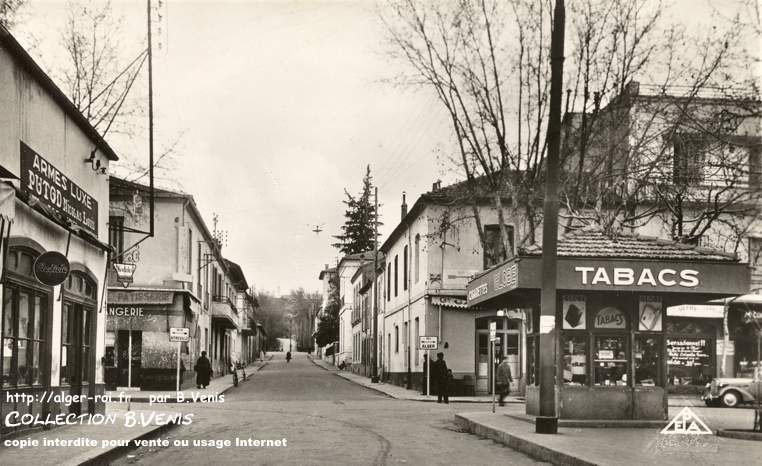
[496,357,513,406]
[194,351,213,389]
[432,352,449,404]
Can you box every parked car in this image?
[702,377,761,407]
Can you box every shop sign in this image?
[667,305,724,318]
[638,296,663,331]
[743,311,762,323]
[489,321,497,341]
[594,307,626,329]
[667,338,710,367]
[467,283,489,302]
[493,264,518,292]
[33,251,70,286]
[562,296,586,330]
[169,327,190,342]
[107,306,145,317]
[108,289,175,305]
[574,266,699,288]
[20,142,98,235]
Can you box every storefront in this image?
[1,28,114,434]
[466,230,750,420]
[105,288,201,390]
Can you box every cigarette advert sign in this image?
[20,142,99,235]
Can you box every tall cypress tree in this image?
[332,165,381,255]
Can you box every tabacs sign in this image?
[20,142,99,235]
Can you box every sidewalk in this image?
[106,357,271,403]
[455,406,762,466]
[0,405,180,466]
[309,356,525,403]
[310,358,707,408]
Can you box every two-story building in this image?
[380,185,516,394]
[107,177,217,390]
[1,25,114,433]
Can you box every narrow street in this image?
[113,352,547,466]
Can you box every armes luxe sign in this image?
[20,142,98,235]
[467,257,750,306]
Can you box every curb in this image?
[454,414,596,466]
[307,358,524,404]
[717,429,762,441]
[505,413,666,429]
[73,420,179,466]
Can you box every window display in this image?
[594,335,627,386]
[563,334,587,385]
[667,337,712,385]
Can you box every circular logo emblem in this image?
[33,251,71,286]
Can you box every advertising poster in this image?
[562,295,586,330]
[639,296,663,331]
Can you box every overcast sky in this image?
[13,0,754,295]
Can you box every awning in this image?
[431,295,468,309]
[212,313,238,330]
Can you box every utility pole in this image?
[371,186,380,383]
[537,0,565,435]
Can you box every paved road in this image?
[114,352,547,465]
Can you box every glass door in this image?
[61,303,91,415]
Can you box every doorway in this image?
[117,330,142,388]
[475,317,521,394]
[61,302,92,415]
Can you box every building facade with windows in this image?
[107,177,240,389]
[1,26,115,433]
[336,252,375,369]
[380,184,516,394]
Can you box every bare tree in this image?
[382,0,759,259]
[0,0,27,29]
[59,0,147,138]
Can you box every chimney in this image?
[432,179,442,191]
[401,191,408,220]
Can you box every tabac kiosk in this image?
[466,230,750,421]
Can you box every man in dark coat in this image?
[194,351,213,389]
[432,352,449,403]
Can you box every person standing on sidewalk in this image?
[432,352,449,404]
[194,351,213,389]
[421,354,429,395]
[496,357,513,406]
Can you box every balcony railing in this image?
[211,296,238,329]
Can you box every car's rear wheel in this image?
[721,390,741,408]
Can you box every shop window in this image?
[593,335,627,386]
[562,334,588,385]
[667,337,712,386]
[1,248,49,389]
[635,335,661,386]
